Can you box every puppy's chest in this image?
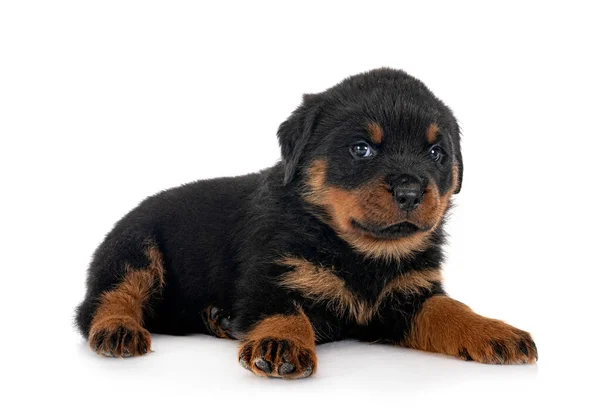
[278,256,431,327]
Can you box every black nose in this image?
[392,175,425,212]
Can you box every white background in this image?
[1,1,598,416]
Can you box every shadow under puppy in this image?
[76,68,537,378]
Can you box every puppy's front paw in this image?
[408,296,538,365]
[239,338,317,379]
[459,322,538,365]
[89,317,151,358]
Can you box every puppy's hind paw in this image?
[89,317,151,358]
[202,305,234,339]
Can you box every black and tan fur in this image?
[76,68,537,377]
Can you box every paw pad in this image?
[239,338,316,379]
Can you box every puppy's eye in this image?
[428,145,444,162]
[350,142,374,159]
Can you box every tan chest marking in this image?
[279,257,441,325]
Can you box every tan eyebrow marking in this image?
[367,122,383,144]
[426,123,440,144]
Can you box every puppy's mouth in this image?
[351,220,423,239]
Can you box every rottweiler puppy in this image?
[76,68,537,378]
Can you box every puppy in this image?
[76,68,537,378]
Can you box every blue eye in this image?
[350,142,374,158]
[428,145,444,162]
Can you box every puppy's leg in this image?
[238,306,317,379]
[76,241,165,357]
[405,295,538,364]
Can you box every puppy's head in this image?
[278,68,462,259]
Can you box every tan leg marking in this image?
[88,245,164,357]
[406,295,538,364]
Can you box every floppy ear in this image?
[449,122,463,194]
[278,94,322,185]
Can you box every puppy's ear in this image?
[449,121,463,194]
[278,94,322,185]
